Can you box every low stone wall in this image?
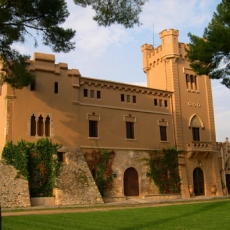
[144,194,182,200]
[31,197,55,206]
[55,147,104,205]
[0,162,31,208]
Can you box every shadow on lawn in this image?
[119,201,228,229]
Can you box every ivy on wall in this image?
[2,138,61,197]
[144,148,181,194]
[84,149,115,196]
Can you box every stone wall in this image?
[95,150,158,198]
[0,162,31,208]
[54,147,103,205]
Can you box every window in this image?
[31,114,36,136]
[90,90,94,98]
[54,82,58,94]
[186,74,190,89]
[89,120,98,137]
[127,95,130,102]
[97,91,101,99]
[121,94,125,102]
[160,126,167,141]
[37,115,44,136]
[45,116,50,137]
[186,74,197,90]
[30,114,51,137]
[30,80,36,91]
[164,100,168,107]
[58,152,66,163]
[154,99,158,106]
[84,89,88,97]
[159,99,162,107]
[126,122,134,139]
[133,96,136,103]
[192,127,200,141]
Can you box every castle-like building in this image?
[0,29,226,206]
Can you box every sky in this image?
[14,0,230,142]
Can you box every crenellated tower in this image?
[142,29,221,198]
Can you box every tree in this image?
[0,0,147,89]
[186,0,230,88]
[74,0,147,28]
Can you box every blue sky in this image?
[14,0,229,141]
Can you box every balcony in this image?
[186,141,214,159]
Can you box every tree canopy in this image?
[187,0,230,88]
[0,0,147,89]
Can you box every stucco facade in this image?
[0,29,224,204]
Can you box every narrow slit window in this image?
[45,115,50,137]
[31,114,36,136]
[190,75,194,90]
[37,115,43,136]
[54,82,58,94]
[154,99,158,106]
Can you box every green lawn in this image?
[3,200,230,230]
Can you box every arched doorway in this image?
[124,167,139,196]
[193,167,204,196]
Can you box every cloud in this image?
[140,0,217,31]
[11,44,30,55]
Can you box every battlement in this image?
[33,52,55,63]
[159,28,179,39]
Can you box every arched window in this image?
[189,115,204,141]
[37,115,43,136]
[31,114,36,136]
[45,115,50,137]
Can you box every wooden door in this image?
[226,174,230,193]
[124,167,139,196]
[193,167,204,196]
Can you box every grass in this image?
[3,200,230,229]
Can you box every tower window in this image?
[192,127,200,141]
[154,99,158,106]
[54,82,58,94]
